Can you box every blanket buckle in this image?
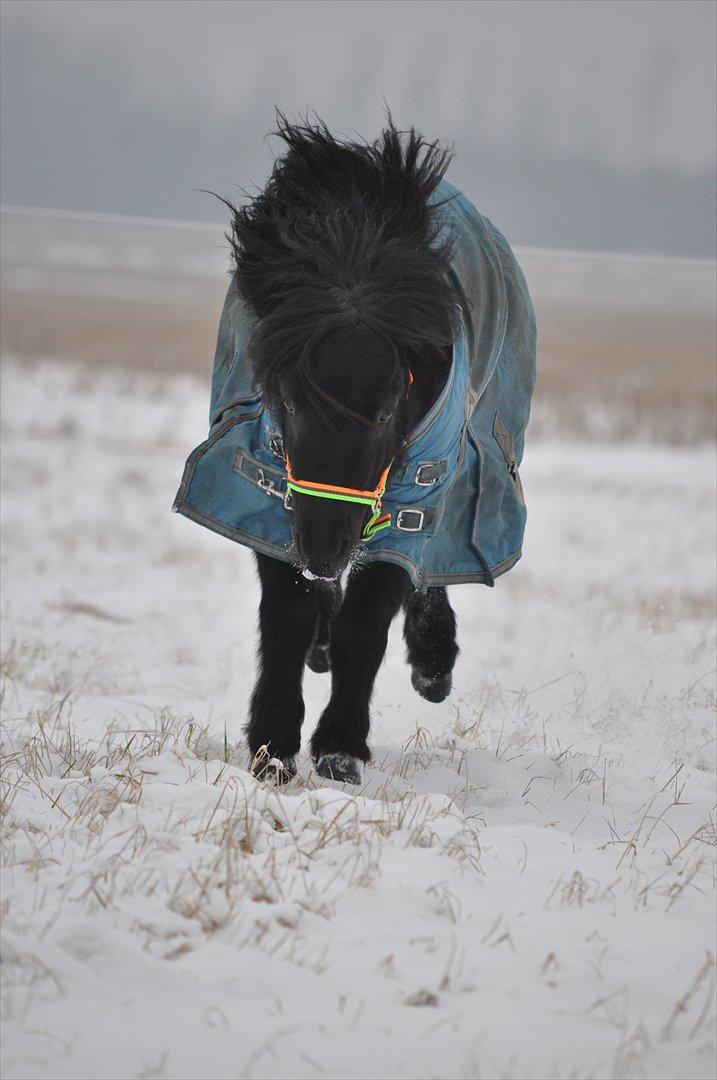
[396,508,425,532]
[257,469,284,499]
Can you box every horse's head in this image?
[279,323,410,579]
[223,114,459,578]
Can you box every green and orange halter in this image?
[283,370,414,541]
[285,459,392,540]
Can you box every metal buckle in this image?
[396,508,425,532]
[414,460,442,486]
[257,469,284,499]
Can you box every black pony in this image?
[227,116,460,784]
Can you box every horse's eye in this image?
[283,400,295,414]
[378,411,393,424]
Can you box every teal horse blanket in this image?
[173,180,537,588]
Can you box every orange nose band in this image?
[285,460,390,503]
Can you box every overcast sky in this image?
[1,0,715,254]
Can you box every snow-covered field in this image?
[1,350,715,1080]
[1,208,716,1079]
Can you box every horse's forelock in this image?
[228,112,457,419]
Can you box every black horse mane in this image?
[224,113,458,422]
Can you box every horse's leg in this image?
[306,578,343,673]
[245,552,320,780]
[403,587,458,702]
[310,562,411,783]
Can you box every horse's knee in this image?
[329,608,387,670]
[406,587,457,640]
[404,588,458,700]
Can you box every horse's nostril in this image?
[298,534,350,578]
[295,520,348,563]
[329,534,347,560]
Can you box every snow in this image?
[1,355,715,1079]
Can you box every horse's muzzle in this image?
[294,537,353,580]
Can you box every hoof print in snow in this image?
[306,643,330,673]
[250,751,297,785]
[411,669,452,703]
[404,989,439,1007]
[315,752,362,785]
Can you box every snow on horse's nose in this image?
[293,510,353,580]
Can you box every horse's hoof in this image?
[250,753,297,784]
[315,752,362,785]
[306,643,330,673]
[411,669,452,703]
